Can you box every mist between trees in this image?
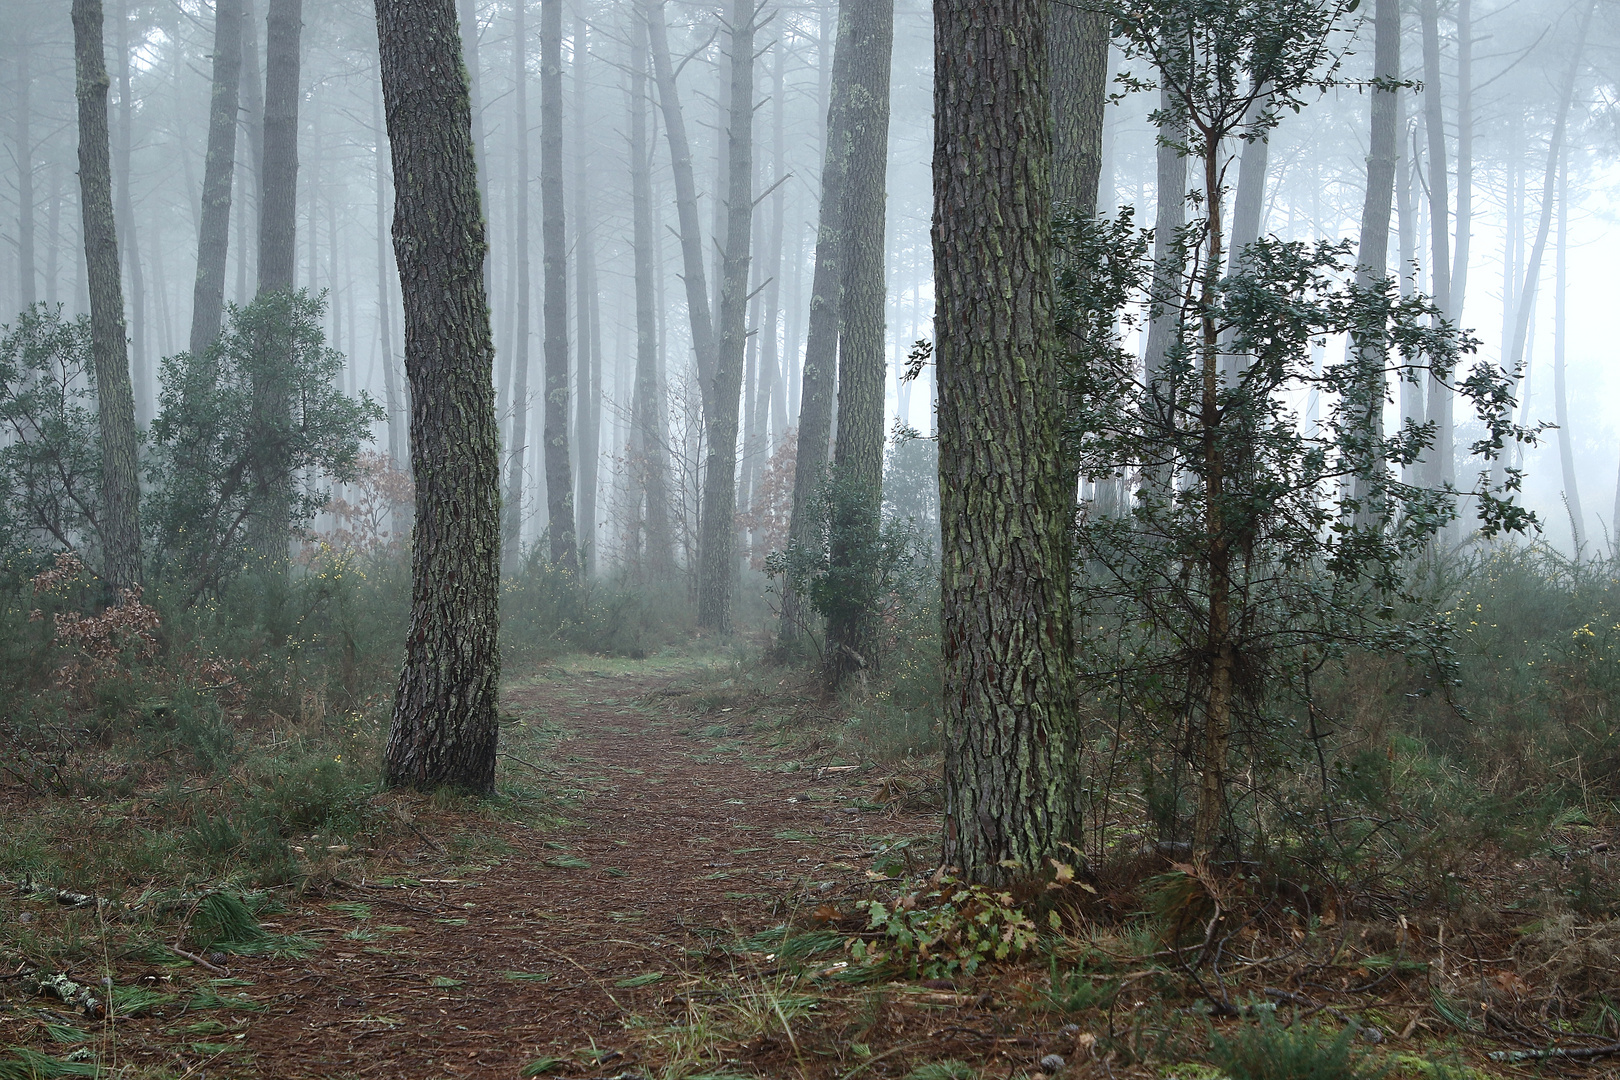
[3,0,1620,893]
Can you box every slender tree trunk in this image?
[1451,0,1472,316]
[46,162,62,306]
[114,0,149,424]
[1395,89,1421,484]
[1142,81,1187,496]
[573,8,600,576]
[1493,0,1591,493]
[1351,0,1398,525]
[189,0,243,355]
[1552,154,1582,553]
[629,18,675,576]
[695,0,756,631]
[1418,0,1453,494]
[936,0,1084,882]
[250,0,301,561]
[14,40,36,308]
[305,91,321,294]
[73,0,142,592]
[237,0,264,309]
[540,0,576,569]
[372,76,403,466]
[503,0,533,565]
[826,0,894,686]
[376,0,503,794]
[780,0,856,644]
[644,0,716,389]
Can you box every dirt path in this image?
[220,657,930,1079]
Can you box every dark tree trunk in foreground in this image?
[376,0,503,793]
[695,0,756,632]
[935,0,1084,882]
[541,0,576,570]
[1048,0,1108,213]
[780,0,857,644]
[252,0,302,561]
[73,0,143,593]
[1350,0,1398,525]
[629,17,675,577]
[189,0,243,355]
[372,77,404,466]
[826,0,894,685]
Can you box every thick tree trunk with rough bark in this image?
[541,0,576,569]
[189,0,243,355]
[73,0,143,593]
[376,0,503,794]
[780,0,856,644]
[935,0,1084,883]
[629,18,676,577]
[503,0,533,566]
[372,77,404,466]
[1048,0,1108,213]
[695,0,756,632]
[826,0,894,686]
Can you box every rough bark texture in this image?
[189,0,243,355]
[573,8,600,576]
[645,2,716,391]
[503,0,533,566]
[694,0,755,632]
[540,0,576,570]
[935,0,1084,882]
[780,0,856,644]
[252,0,302,561]
[1350,0,1398,524]
[629,16,676,577]
[375,0,503,794]
[1048,0,1108,213]
[73,0,143,593]
[826,0,894,686]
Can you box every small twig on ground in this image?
[171,945,230,975]
[500,751,554,775]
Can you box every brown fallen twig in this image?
[171,945,230,975]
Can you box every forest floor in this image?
[3,652,1616,1079]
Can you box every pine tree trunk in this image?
[826,0,893,686]
[251,0,302,561]
[1142,81,1187,496]
[780,0,856,644]
[644,1,716,390]
[238,0,264,309]
[1492,0,1591,494]
[540,0,576,569]
[1552,155,1583,552]
[1418,0,1453,495]
[935,0,1084,882]
[1048,0,1108,213]
[376,0,503,794]
[72,0,143,592]
[1451,0,1472,316]
[114,0,149,425]
[46,162,62,306]
[504,0,533,566]
[629,14,676,577]
[695,0,756,632]
[14,40,36,308]
[1350,0,1398,526]
[573,9,600,576]
[189,0,243,355]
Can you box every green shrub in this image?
[1208,1011,1386,1080]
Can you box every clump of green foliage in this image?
[1208,1012,1387,1080]
[852,871,1048,978]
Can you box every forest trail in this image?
[223,656,926,1079]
